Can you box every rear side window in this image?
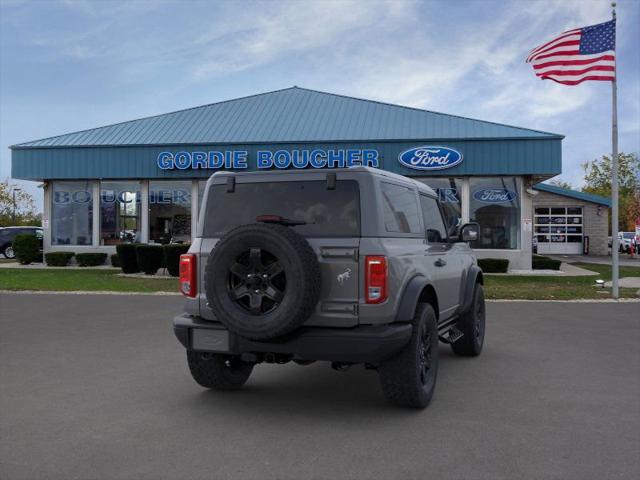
[204,180,360,237]
[419,195,447,243]
[380,182,421,234]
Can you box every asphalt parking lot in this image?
[1,294,638,480]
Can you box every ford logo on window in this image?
[398,146,463,171]
[473,188,518,203]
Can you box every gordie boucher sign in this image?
[156,145,464,171]
[157,149,380,170]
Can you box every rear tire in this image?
[187,351,254,390]
[378,303,439,408]
[451,283,485,357]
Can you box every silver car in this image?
[173,167,485,408]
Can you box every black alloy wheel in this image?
[227,247,286,315]
[418,326,434,387]
[473,289,485,343]
[451,283,486,357]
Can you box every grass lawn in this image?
[0,268,178,293]
[0,262,638,299]
[484,263,640,300]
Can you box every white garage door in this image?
[535,207,583,254]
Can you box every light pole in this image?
[12,187,22,224]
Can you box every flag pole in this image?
[611,1,619,299]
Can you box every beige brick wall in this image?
[532,191,609,256]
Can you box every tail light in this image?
[365,256,387,304]
[179,254,197,297]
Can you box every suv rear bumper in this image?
[173,314,412,364]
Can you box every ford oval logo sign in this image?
[398,146,463,171]
[473,188,518,203]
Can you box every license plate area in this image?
[191,328,230,352]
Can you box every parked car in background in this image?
[0,226,43,259]
[619,232,635,253]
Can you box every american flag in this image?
[526,19,616,85]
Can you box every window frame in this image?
[419,193,449,244]
[50,180,94,246]
[99,180,142,246]
[468,176,521,250]
[379,181,423,237]
[148,180,193,245]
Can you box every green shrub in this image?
[115,244,139,273]
[45,252,74,267]
[135,245,164,275]
[477,258,509,273]
[532,255,562,270]
[13,234,41,265]
[163,244,190,277]
[75,253,108,267]
[110,254,121,268]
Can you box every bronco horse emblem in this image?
[337,268,352,285]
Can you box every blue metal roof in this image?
[12,87,562,148]
[533,183,611,206]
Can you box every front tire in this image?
[187,351,254,390]
[378,303,439,408]
[3,245,15,259]
[451,283,485,357]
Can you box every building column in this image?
[43,182,52,252]
[520,177,533,270]
[140,181,149,243]
[92,181,100,246]
[461,178,470,223]
[191,180,199,242]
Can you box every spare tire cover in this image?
[205,223,321,340]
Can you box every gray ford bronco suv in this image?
[173,167,485,408]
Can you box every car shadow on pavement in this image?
[179,346,468,420]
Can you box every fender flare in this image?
[458,265,483,314]
[395,276,431,323]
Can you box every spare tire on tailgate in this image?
[205,223,321,340]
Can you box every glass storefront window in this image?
[419,178,463,235]
[51,181,93,245]
[100,181,141,245]
[149,181,192,244]
[469,177,520,249]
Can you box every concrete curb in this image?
[486,298,640,303]
[0,290,638,302]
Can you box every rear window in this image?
[204,180,360,237]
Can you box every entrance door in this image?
[535,207,583,254]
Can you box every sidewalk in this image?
[487,263,598,276]
[547,254,640,267]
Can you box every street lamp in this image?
[12,187,22,224]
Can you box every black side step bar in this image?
[437,317,464,344]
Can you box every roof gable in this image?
[13,87,562,148]
[533,183,611,206]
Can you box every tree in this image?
[0,180,41,227]
[547,177,573,190]
[582,152,640,231]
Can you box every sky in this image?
[1,0,639,211]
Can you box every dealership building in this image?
[10,87,611,269]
